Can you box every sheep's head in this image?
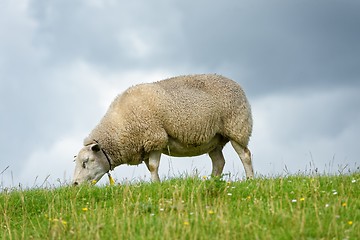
[72,143,111,185]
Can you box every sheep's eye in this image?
[82,162,86,169]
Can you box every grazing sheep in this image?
[72,74,253,185]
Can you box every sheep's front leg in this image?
[145,151,161,182]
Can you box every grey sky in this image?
[1,0,359,188]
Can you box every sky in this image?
[1,0,359,188]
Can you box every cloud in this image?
[25,0,360,92]
[1,57,175,187]
[251,87,360,175]
[173,0,360,94]
[27,0,185,71]
[17,135,81,187]
[1,0,359,188]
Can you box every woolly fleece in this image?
[84,74,252,167]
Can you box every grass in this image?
[1,173,359,240]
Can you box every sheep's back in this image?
[153,74,251,145]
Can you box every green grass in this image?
[1,173,359,239]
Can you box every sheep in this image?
[72,74,253,185]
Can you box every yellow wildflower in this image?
[183,221,190,226]
[348,221,353,225]
[342,202,347,207]
[82,207,88,212]
[108,174,115,185]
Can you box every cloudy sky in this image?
[1,0,359,188]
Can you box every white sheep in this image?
[72,74,253,185]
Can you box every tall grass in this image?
[1,173,359,239]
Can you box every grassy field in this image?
[1,173,359,240]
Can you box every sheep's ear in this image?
[83,137,93,146]
[91,143,101,152]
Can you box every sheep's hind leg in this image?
[145,151,161,182]
[230,141,254,179]
[208,147,225,177]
